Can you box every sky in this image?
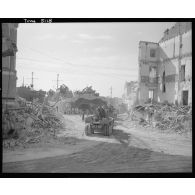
[16,22,175,98]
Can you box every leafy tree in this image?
[59,84,73,98]
[35,89,46,103]
[48,89,55,97]
[74,86,99,96]
[17,86,46,103]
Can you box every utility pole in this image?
[52,74,63,90]
[27,72,38,89]
[31,72,34,88]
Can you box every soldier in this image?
[103,105,108,118]
[99,106,106,119]
[95,106,101,120]
[82,110,85,121]
[101,105,107,118]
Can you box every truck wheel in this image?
[91,126,94,134]
[85,125,90,135]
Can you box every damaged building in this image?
[138,22,192,105]
[123,81,138,109]
[2,23,19,108]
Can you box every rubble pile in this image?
[3,98,64,149]
[154,104,192,132]
[132,102,192,133]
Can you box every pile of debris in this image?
[131,102,192,133]
[3,97,64,149]
[153,103,192,133]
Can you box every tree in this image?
[59,84,73,98]
[16,86,46,103]
[48,89,55,97]
[36,89,46,103]
[74,86,99,96]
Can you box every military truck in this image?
[85,115,114,136]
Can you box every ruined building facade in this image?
[123,81,138,109]
[138,22,192,105]
[2,23,18,108]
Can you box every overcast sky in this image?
[16,22,175,98]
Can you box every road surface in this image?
[3,114,192,173]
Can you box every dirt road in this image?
[3,114,192,173]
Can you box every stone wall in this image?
[2,23,18,107]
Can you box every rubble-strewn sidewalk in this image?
[131,102,192,134]
[2,97,65,149]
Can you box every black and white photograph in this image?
[1,20,192,174]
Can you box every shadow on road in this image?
[112,129,131,147]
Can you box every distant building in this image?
[109,97,123,110]
[123,81,138,109]
[138,22,192,105]
[2,23,19,108]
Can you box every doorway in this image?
[182,90,188,105]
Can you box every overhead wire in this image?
[17,57,137,79]
[20,46,137,72]
[17,62,137,81]
[16,46,138,90]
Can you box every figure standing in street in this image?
[82,111,85,121]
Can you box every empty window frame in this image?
[150,49,156,57]
[181,65,185,81]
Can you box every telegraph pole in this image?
[27,72,38,89]
[52,74,63,90]
[31,72,34,88]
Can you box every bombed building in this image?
[123,81,138,109]
[138,22,192,105]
